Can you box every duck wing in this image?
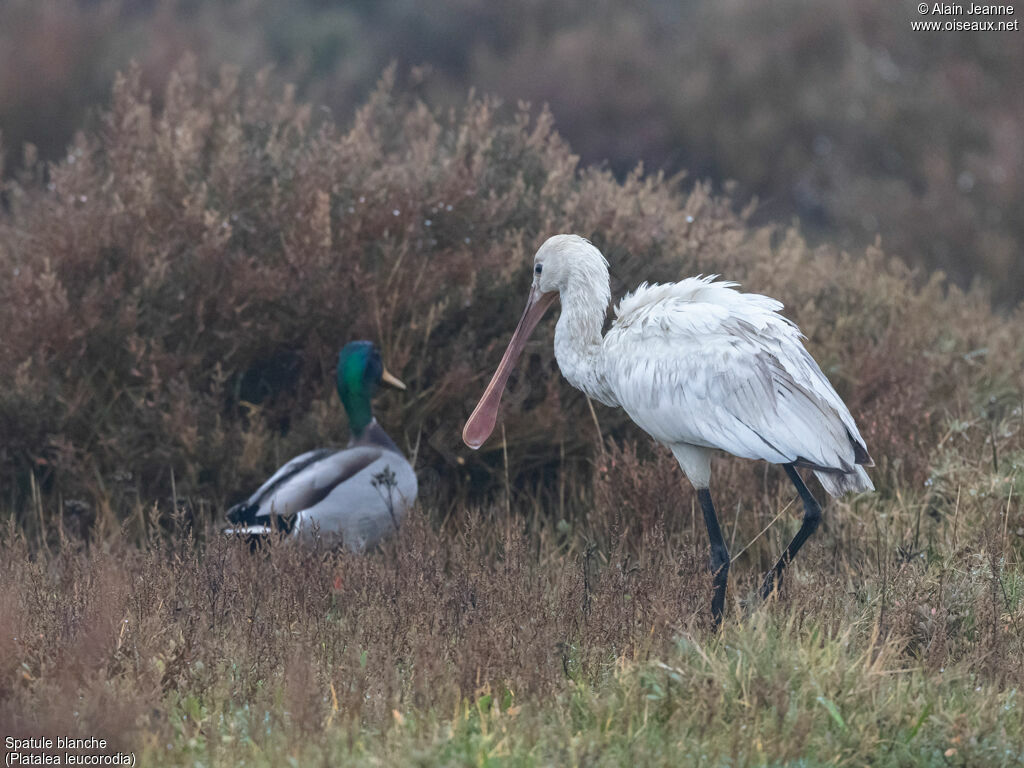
[226,447,384,526]
[294,450,418,550]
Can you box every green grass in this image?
[143,611,1023,766]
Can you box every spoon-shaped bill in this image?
[463,286,557,449]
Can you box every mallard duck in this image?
[225,341,417,550]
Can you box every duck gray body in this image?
[225,420,417,550]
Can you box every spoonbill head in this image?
[463,234,873,626]
[463,235,607,448]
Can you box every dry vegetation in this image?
[1,61,1023,764]
[2,457,1024,764]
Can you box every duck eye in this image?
[534,264,543,275]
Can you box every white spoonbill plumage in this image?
[463,234,873,625]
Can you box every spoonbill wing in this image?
[604,278,871,477]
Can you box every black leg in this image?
[760,464,822,600]
[697,488,730,627]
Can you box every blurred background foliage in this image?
[1,0,1022,305]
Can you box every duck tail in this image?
[226,501,259,525]
[223,524,273,536]
[222,523,276,553]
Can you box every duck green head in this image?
[336,341,406,436]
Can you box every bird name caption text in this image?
[912,4,1019,30]
[4,738,135,766]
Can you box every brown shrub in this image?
[1,59,1019,535]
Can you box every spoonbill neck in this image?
[553,269,617,407]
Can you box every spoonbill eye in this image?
[535,264,543,275]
